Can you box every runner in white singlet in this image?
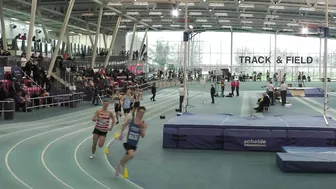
[90,100,115,159]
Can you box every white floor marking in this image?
[74,93,201,189]
[0,91,179,138]
[5,122,92,189]
[41,126,92,189]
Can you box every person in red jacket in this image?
[235,80,240,96]
[230,80,235,96]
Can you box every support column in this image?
[104,16,122,68]
[37,10,49,42]
[319,37,322,79]
[138,29,148,61]
[26,0,38,60]
[128,23,137,61]
[0,0,7,50]
[183,0,188,113]
[85,23,94,46]
[47,0,75,77]
[274,33,277,75]
[145,33,148,73]
[323,0,329,116]
[230,31,233,74]
[91,6,103,68]
[103,34,107,49]
[66,31,72,56]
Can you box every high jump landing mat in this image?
[162,114,336,152]
[276,146,336,173]
[286,87,325,97]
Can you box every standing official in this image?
[266,81,275,105]
[210,84,215,104]
[150,83,156,101]
[178,84,185,112]
[280,81,288,106]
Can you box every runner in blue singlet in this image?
[115,106,147,177]
[121,89,134,122]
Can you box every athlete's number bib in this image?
[128,132,139,140]
[114,99,120,104]
[124,99,131,107]
[98,119,107,126]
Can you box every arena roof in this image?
[2,0,336,37]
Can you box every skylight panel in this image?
[218,20,230,23]
[209,3,225,7]
[189,12,202,16]
[239,4,254,8]
[107,2,122,6]
[269,5,285,10]
[126,12,139,16]
[242,26,252,29]
[214,12,228,16]
[240,13,253,17]
[103,12,116,16]
[149,12,162,15]
[134,2,148,6]
[195,19,208,22]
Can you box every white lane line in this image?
[41,126,92,189]
[0,91,179,136]
[5,122,92,189]
[0,88,177,128]
[74,136,111,189]
[75,92,201,189]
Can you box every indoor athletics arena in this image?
[1,0,336,189]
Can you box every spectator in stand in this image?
[21,33,27,40]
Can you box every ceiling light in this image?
[137,25,145,28]
[266,15,279,19]
[239,4,254,8]
[172,9,179,17]
[134,2,148,6]
[209,3,224,7]
[126,12,139,15]
[221,25,232,29]
[287,23,299,26]
[171,24,180,27]
[202,25,212,28]
[107,2,122,6]
[269,5,285,9]
[214,12,228,16]
[195,19,207,22]
[119,25,127,28]
[161,19,172,22]
[189,25,193,29]
[149,11,162,15]
[283,28,293,32]
[262,27,273,30]
[121,19,132,22]
[241,20,253,24]
[242,26,252,29]
[141,19,152,22]
[218,20,230,23]
[264,21,276,25]
[103,12,116,16]
[189,12,202,15]
[152,25,162,28]
[11,18,18,20]
[81,12,94,16]
[179,2,195,6]
[299,7,315,11]
[240,13,253,17]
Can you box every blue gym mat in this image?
[163,114,336,151]
[165,114,336,129]
[282,146,336,153]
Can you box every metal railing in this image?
[25,92,84,113]
[0,100,15,120]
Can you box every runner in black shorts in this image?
[132,88,143,118]
[112,90,122,124]
[121,89,134,122]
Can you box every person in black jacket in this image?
[150,83,156,101]
[210,84,215,104]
